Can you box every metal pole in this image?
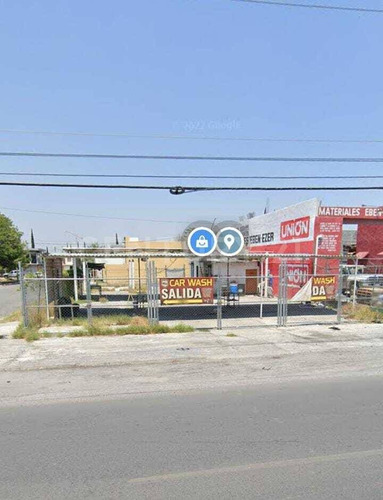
[138,258,141,293]
[264,256,269,299]
[19,262,28,327]
[337,258,343,324]
[352,257,358,308]
[217,277,222,330]
[86,264,92,324]
[73,257,78,302]
[259,258,264,319]
[82,260,86,296]
[43,258,50,321]
[283,261,288,326]
[152,262,158,324]
[226,258,230,291]
[277,263,282,327]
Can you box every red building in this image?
[247,199,383,299]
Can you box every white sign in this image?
[248,199,319,248]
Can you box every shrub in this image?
[13,325,40,341]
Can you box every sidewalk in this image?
[1,323,382,408]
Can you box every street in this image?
[0,377,382,499]
[0,284,20,318]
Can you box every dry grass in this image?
[13,325,41,342]
[13,317,194,341]
[343,304,383,323]
[68,320,194,338]
[26,308,48,328]
[0,310,22,323]
[49,315,137,327]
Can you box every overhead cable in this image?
[4,128,383,143]
[0,206,188,223]
[235,0,383,13]
[3,151,383,162]
[0,181,382,193]
[0,172,383,180]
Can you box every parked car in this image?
[5,270,19,279]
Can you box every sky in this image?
[0,0,383,250]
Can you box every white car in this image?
[5,270,19,279]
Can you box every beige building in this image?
[103,237,190,287]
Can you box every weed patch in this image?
[0,310,21,323]
[67,320,194,337]
[343,304,383,323]
[13,325,40,342]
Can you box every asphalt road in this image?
[1,377,382,499]
[0,284,20,318]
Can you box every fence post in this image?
[217,277,222,330]
[19,262,28,327]
[146,261,159,325]
[277,260,288,327]
[277,265,282,327]
[86,265,92,324]
[154,265,159,324]
[73,257,79,302]
[43,258,50,321]
[337,258,343,324]
[259,257,264,319]
[146,261,152,325]
[352,256,358,308]
[283,261,288,327]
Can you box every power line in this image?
[0,181,382,193]
[3,151,383,162]
[0,206,188,224]
[3,128,383,143]
[235,0,383,13]
[1,172,383,180]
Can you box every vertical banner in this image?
[314,217,343,275]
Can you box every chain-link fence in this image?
[20,257,383,329]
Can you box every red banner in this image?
[319,206,383,220]
[280,216,311,241]
[159,277,214,305]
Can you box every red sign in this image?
[319,206,383,219]
[159,277,214,305]
[287,264,310,286]
[315,217,343,254]
[280,216,311,241]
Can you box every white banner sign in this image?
[248,199,320,248]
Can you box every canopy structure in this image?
[47,248,346,260]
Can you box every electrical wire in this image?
[1,172,383,180]
[0,181,381,192]
[4,128,383,143]
[234,0,383,13]
[0,206,189,224]
[3,151,383,162]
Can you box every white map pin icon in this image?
[224,234,235,250]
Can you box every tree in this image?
[0,213,28,272]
